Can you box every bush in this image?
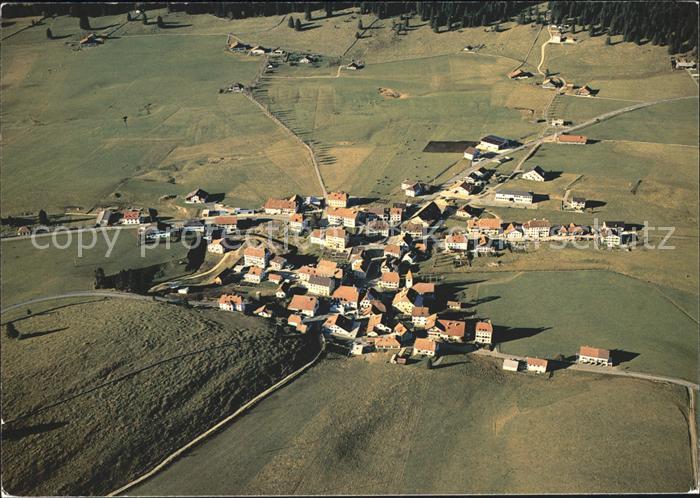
[6,322,20,339]
[157,16,164,28]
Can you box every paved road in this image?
[429,93,699,199]
[473,348,699,390]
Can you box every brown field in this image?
[1,298,319,496]
[130,354,695,495]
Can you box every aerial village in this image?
[75,129,638,374]
[18,27,652,374]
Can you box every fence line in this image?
[107,335,326,496]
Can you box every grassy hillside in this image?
[464,270,698,382]
[130,354,694,495]
[258,52,549,199]
[0,232,191,307]
[1,298,319,495]
[1,11,320,216]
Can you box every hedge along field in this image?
[1,13,320,216]
[258,53,551,198]
[469,270,698,382]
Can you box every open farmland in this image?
[258,53,549,199]
[581,98,699,146]
[0,231,191,307]
[130,355,694,495]
[1,10,320,216]
[462,270,698,382]
[542,32,698,101]
[0,298,319,496]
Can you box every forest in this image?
[2,1,697,53]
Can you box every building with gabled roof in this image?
[522,165,547,182]
[522,218,551,239]
[288,295,319,317]
[475,320,494,344]
[578,346,612,366]
[526,357,548,373]
[557,134,587,145]
[428,319,467,342]
[185,188,209,204]
[243,246,270,268]
[413,337,438,357]
[379,271,401,290]
[327,191,350,208]
[332,285,361,308]
[219,293,249,313]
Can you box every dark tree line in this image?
[3,1,695,53]
[549,1,698,53]
[94,267,154,294]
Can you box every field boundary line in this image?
[600,139,699,148]
[341,16,380,58]
[1,16,46,41]
[652,286,700,326]
[107,336,326,496]
[688,387,699,489]
[243,86,327,196]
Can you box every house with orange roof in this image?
[412,282,435,298]
[523,218,551,239]
[375,335,401,351]
[263,197,298,215]
[413,337,439,357]
[243,245,270,268]
[244,265,265,284]
[445,232,469,251]
[218,293,250,313]
[380,271,401,290]
[207,238,228,255]
[557,134,587,145]
[467,217,503,236]
[325,227,348,251]
[504,223,524,241]
[578,346,613,366]
[213,215,238,233]
[289,213,307,234]
[323,314,359,339]
[254,304,274,318]
[392,287,423,315]
[327,191,350,208]
[475,320,494,344]
[428,319,467,343]
[310,228,325,245]
[411,306,434,328]
[332,285,361,309]
[327,207,359,228]
[287,295,320,317]
[526,357,548,373]
[365,313,391,336]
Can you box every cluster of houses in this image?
[501,345,614,374]
[446,217,635,249]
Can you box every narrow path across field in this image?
[243,86,327,196]
[107,336,326,496]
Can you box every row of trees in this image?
[549,1,697,54]
[7,1,696,53]
[94,267,152,294]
